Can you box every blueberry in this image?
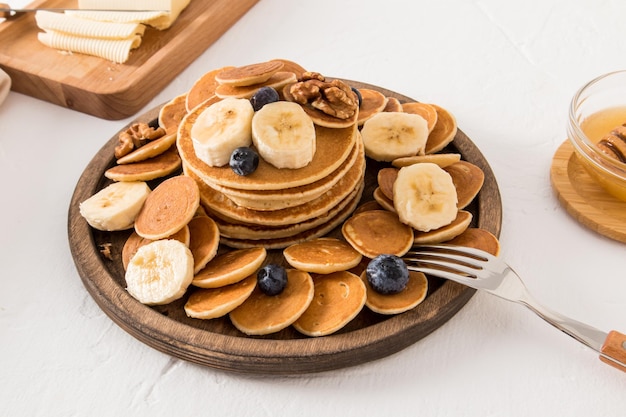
[366,254,409,294]
[257,264,288,296]
[230,147,259,176]
[351,87,362,107]
[250,87,280,111]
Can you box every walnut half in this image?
[115,123,166,159]
[289,72,358,119]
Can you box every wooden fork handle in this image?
[600,331,626,372]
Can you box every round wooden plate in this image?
[551,140,626,242]
[68,81,502,375]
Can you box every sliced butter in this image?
[38,31,142,64]
[35,11,145,39]
[74,0,191,29]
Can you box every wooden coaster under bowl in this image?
[551,140,626,243]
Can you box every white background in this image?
[1,0,626,416]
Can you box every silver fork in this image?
[403,244,626,373]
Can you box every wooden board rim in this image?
[68,81,502,374]
[550,140,626,242]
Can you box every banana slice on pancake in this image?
[125,239,195,306]
[122,226,190,270]
[361,111,429,162]
[79,181,151,231]
[251,101,316,169]
[190,97,254,167]
[393,163,458,232]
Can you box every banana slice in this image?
[125,239,194,306]
[360,112,429,162]
[79,181,151,231]
[190,97,254,167]
[393,163,458,232]
[251,101,316,169]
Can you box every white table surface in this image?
[2,0,626,415]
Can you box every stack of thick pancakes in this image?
[178,96,365,249]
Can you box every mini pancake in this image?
[208,137,362,211]
[192,247,267,288]
[104,147,181,182]
[282,83,359,129]
[425,104,457,154]
[293,271,366,337]
[134,175,200,240]
[402,102,438,133]
[353,200,383,215]
[215,60,284,87]
[413,210,472,244]
[187,215,220,274]
[283,238,363,274]
[121,225,190,270]
[178,96,358,190]
[116,132,177,164]
[361,270,428,315]
[372,187,396,212]
[377,167,398,201]
[185,66,234,112]
[392,153,461,169]
[184,274,257,319]
[446,228,500,256]
[187,146,365,226]
[229,269,314,336]
[215,71,297,99]
[444,161,485,209]
[218,182,363,250]
[383,97,403,112]
[211,182,363,241]
[270,58,307,79]
[357,88,388,126]
[342,210,414,258]
[158,93,188,134]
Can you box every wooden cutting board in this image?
[0,0,259,119]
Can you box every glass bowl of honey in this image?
[567,70,626,202]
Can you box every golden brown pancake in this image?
[444,161,485,210]
[184,274,257,319]
[178,96,358,190]
[402,102,438,133]
[218,182,364,250]
[187,215,220,274]
[215,61,284,86]
[283,238,363,274]
[446,228,500,256]
[413,210,472,244]
[372,187,396,212]
[229,269,314,335]
[293,271,367,336]
[383,97,403,112]
[134,175,200,240]
[357,88,388,125]
[185,66,234,112]
[425,104,457,154]
[392,153,461,169]
[116,132,177,165]
[362,270,428,315]
[158,93,188,135]
[209,137,362,211]
[187,145,365,226]
[192,247,267,288]
[353,200,384,215]
[104,147,181,182]
[270,58,307,80]
[377,167,398,201]
[342,210,414,258]
[215,71,297,99]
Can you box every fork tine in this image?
[405,263,478,285]
[407,244,494,262]
[403,254,482,278]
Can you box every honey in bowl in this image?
[581,106,626,163]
